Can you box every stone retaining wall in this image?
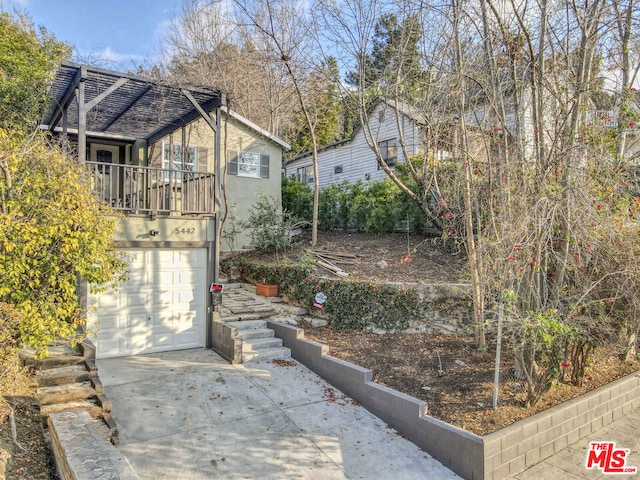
[48,410,138,480]
[268,321,640,480]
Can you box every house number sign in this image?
[174,227,196,235]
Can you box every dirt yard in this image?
[0,368,57,479]
[245,231,640,436]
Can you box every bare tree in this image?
[233,0,323,245]
[165,0,297,137]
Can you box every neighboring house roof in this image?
[41,61,223,144]
[286,97,425,164]
[223,107,291,151]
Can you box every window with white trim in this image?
[228,150,270,178]
[163,142,198,180]
[237,151,261,178]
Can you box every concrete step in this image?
[222,313,273,322]
[40,397,103,419]
[242,346,291,363]
[242,336,284,352]
[237,328,275,341]
[35,363,95,387]
[21,349,85,370]
[230,320,267,330]
[38,381,96,406]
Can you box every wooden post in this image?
[77,66,87,164]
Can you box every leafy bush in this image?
[318,181,355,230]
[283,174,432,233]
[240,194,295,252]
[0,303,23,388]
[0,135,127,357]
[282,176,313,222]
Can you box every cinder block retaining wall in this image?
[268,321,640,480]
[483,370,640,479]
[211,313,242,364]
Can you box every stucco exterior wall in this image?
[221,117,283,251]
[110,216,215,244]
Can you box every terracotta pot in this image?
[256,283,278,297]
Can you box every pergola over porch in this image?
[40,61,225,279]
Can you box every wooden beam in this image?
[101,83,151,132]
[145,96,221,144]
[85,77,129,111]
[77,66,87,164]
[181,89,218,134]
[48,67,84,131]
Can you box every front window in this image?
[163,142,198,180]
[378,139,397,168]
[296,165,314,184]
[238,151,260,178]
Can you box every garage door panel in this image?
[156,270,178,286]
[153,312,175,326]
[124,332,149,353]
[121,290,149,309]
[176,329,199,346]
[95,313,119,330]
[153,290,177,306]
[96,337,122,358]
[151,333,173,349]
[89,247,208,359]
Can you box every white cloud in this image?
[72,45,144,71]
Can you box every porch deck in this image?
[87,161,215,216]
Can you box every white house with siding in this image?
[284,99,427,187]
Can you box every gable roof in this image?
[224,107,291,150]
[41,61,223,144]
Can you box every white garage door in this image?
[88,248,207,359]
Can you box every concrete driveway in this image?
[97,348,460,480]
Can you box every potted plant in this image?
[256,283,278,297]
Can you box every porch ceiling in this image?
[41,61,223,144]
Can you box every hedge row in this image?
[282,177,429,233]
[221,256,426,331]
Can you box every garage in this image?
[88,248,208,359]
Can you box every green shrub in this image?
[0,303,23,390]
[282,176,313,222]
[318,181,354,230]
[240,194,296,252]
[282,175,430,234]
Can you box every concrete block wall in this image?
[484,371,640,480]
[211,318,242,364]
[268,321,484,480]
[268,321,640,480]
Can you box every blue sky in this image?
[2,0,183,67]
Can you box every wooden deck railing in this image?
[86,162,215,215]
